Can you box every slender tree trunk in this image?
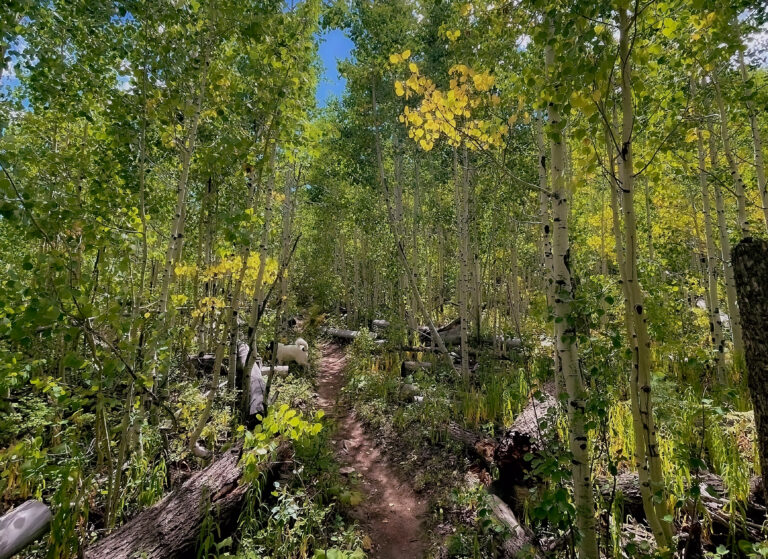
[455,147,470,378]
[618,9,671,547]
[696,124,725,382]
[643,177,654,263]
[708,125,745,361]
[370,76,452,364]
[712,73,749,238]
[241,141,279,416]
[159,51,210,314]
[468,159,482,343]
[411,155,422,340]
[279,164,296,323]
[393,136,413,331]
[545,24,598,559]
[739,51,768,234]
[509,230,521,335]
[536,116,558,383]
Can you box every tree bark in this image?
[0,501,52,559]
[85,444,287,559]
[738,51,768,234]
[712,73,749,238]
[708,126,745,360]
[545,19,598,556]
[696,122,726,381]
[732,237,768,504]
[618,8,672,547]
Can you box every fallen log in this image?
[322,327,377,341]
[261,365,290,375]
[0,500,52,559]
[85,443,288,559]
[488,494,545,559]
[372,319,390,330]
[446,422,495,470]
[598,471,766,542]
[444,383,558,503]
[494,383,558,500]
[400,360,432,376]
[400,345,514,362]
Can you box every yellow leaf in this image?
[409,62,418,74]
[389,53,402,64]
[401,49,411,59]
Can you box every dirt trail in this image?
[316,342,427,559]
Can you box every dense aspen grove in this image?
[2,1,768,559]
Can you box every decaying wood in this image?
[0,500,52,559]
[446,422,495,470]
[401,360,432,374]
[85,443,288,559]
[322,327,377,341]
[598,471,766,542]
[732,237,768,504]
[488,494,545,559]
[372,319,390,330]
[445,383,558,503]
[493,383,558,498]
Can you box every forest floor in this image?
[315,342,428,559]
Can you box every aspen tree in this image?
[545,19,598,558]
[738,50,768,233]
[708,124,745,360]
[712,73,749,238]
[696,122,726,381]
[241,141,279,415]
[371,77,452,362]
[455,146,471,378]
[535,117,554,310]
[159,47,211,314]
[617,6,672,547]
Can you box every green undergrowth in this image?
[0,337,366,559]
[343,332,526,558]
[341,329,762,558]
[220,366,368,559]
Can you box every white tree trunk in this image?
[696,124,726,382]
[708,125,745,360]
[618,8,671,547]
[159,52,210,314]
[545,23,598,559]
[739,51,768,234]
[713,73,749,238]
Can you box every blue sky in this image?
[316,29,353,107]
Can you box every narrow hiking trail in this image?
[315,342,428,559]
